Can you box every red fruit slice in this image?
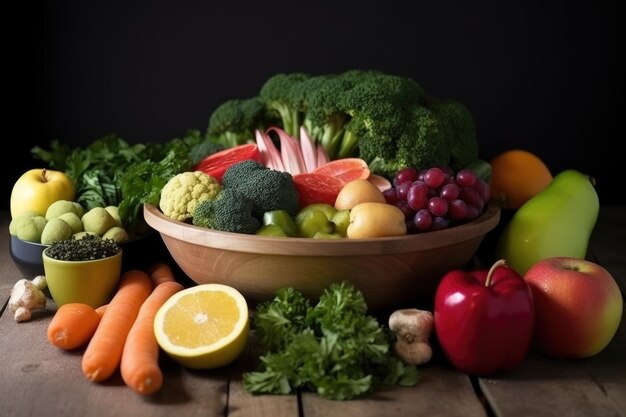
[312,158,370,184]
[293,173,344,208]
[193,143,262,183]
[367,174,392,191]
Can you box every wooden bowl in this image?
[143,202,500,310]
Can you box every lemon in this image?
[153,284,249,369]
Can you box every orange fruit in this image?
[153,284,249,369]
[490,150,553,209]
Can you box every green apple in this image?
[495,169,599,275]
[10,168,76,218]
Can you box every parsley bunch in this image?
[243,282,418,400]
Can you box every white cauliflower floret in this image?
[159,171,222,221]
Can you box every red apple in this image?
[434,259,535,376]
[524,257,623,359]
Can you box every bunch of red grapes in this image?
[383,166,491,233]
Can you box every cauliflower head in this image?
[159,171,222,221]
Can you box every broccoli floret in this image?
[364,106,449,178]
[298,76,353,159]
[222,160,299,218]
[428,98,479,171]
[338,72,427,160]
[259,73,310,137]
[192,188,261,234]
[207,97,268,148]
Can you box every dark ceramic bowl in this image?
[9,232,170,278]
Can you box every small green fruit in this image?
[102,226,129,242]
[73,231,100,240]
[262,210,298,237]
[9,211,38,235]
[41,218,73,244]
[45,200,82,220]
[295,210,333,238]
[82,207,117,236]
[331,209,350,237]
[105,206,122,227]
[255,224,288,237]
[57,212,84,234]
[16,216,48,242]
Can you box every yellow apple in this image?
[10,168,76,218]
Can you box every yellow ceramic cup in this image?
[42,249,123,308]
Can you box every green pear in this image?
[495,169,599,275]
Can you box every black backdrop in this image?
[5,0,624,208]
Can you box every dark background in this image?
[5,0,624,208]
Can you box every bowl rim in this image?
[42,248,123,264]
[143,201,500,256]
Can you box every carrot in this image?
[121,280,184,395]
[47,303,103,350]
[81,270,153,382]
[95,304,108,317]
[148,262,176,286]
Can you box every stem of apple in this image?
[42,168,48,182]
[485,259,507,287]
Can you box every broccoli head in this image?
[364,106,449,178]
[259,73,310,137]
[192,188,261,234]
[428,98,478,171]
[222,160,299,218]
[207,97,268,148]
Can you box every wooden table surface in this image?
[1,207,624,417]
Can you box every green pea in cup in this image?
[42,249,123,308]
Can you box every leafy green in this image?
[118,148,193,236]
[243,282,419,400]
[31,130,221,235]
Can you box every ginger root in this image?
[388,308,434,365]
[8,275,47,322]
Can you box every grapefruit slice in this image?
[293,173,344,208]
[193,144,262,183]
[312,158,370,184]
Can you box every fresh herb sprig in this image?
[244,282,419,400]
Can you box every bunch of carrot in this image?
[46,262,183,396]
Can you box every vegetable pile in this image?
[207,70,479,178]
[32,130,223,236]
[243,282,418,400]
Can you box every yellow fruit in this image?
[334,179,386,210]
[153,284,249,369]
[347,202,407,238]
[10,168,75,218]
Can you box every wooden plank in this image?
[0,303,230,417]
[585,204,626,415]
[479,349,623,417]
[302,364,487,417]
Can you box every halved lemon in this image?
[153,283,249,369]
